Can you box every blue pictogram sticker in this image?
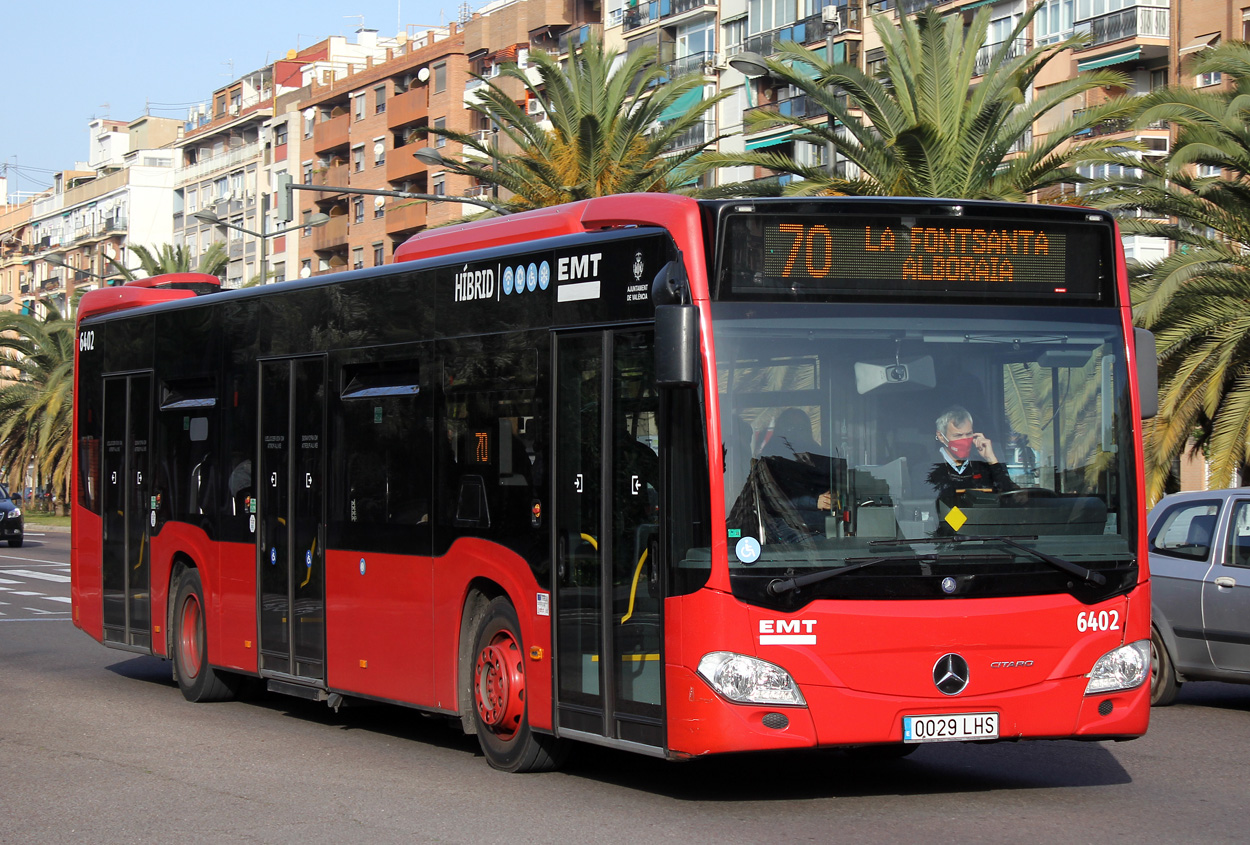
[735,536,761,564]
[270,547,277,565]
[538,261,550,290]
[514,266,526,294]
[306,550,313,568]
[526,263,538,292]
[502,266,514,295]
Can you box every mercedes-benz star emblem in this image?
[933,653,970,695]
[941,576,957,594]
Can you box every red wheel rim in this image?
[474,629,525,739]
[179,593,204,680]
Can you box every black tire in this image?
[1150,625,1180,707]
[172,568,240,703]
[8,538,21,547]
[469,596,567,772]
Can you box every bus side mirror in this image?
[1135,328,1158,419]
[656,305,699,388]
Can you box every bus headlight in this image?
[697,651,806,706]
[1085,640,1150,695]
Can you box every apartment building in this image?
[289,26,469,277]
[174,42,337,288]
[0,202,33,311]
[12,116,182,315]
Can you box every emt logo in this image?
[759,619,817,645]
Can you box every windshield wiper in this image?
[765,551,1010,597]
[870,534,1107,587]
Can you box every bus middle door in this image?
[257,357,327,682]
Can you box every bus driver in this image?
[924,405,1017,505]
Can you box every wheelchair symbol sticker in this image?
[735,536,761,564]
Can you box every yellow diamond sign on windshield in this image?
[945,506,967,531]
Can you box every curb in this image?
[25,523,71,533]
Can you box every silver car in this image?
[1148,488,1250,705]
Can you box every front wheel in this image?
[172,568,241,703]
[1150,626,1180,707]
[8,538,21,547]
[470,597,566,772]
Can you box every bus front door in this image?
[554,330,664,752]
[101,373,153,650]
[257,357,327,682]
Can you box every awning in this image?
[744,128,811,150]
[1179,32,1220,55]
[1077,48,1141,71]
[659,86,704,122]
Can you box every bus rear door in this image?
[101,373,153,650]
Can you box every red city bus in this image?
[72,195,1156,771]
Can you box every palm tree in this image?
[698,5,1137,199]
[1083,42,1250,501]
[107,242,228,280]
[0,298,76,504]
[425,37,725,212]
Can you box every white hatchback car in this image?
[1148,488,1250,705]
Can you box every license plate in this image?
[902,712,998,743]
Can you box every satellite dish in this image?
[303,108,315,120]
[373,196,386,207]
[300,266,312,278]
[417,67,430,83]
[373,141,385,156]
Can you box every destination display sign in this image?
[720,213,1110,303]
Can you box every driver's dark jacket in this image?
[925,459,1017,505]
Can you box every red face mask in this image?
[945,436,975,460]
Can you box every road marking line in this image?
[5,569,70,583]
[41,596,71,604]
[0,617,71,622]
[0,577,19,585]
[10,591,43,597]
[0,555,66,565]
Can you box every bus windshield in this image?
[713,302,1139,608]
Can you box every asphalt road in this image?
[3,531,1248,844]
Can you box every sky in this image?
[3,0,455,201]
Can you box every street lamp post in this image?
[822,5,842,177]
[43,254,128,285]
[192,209,328,286]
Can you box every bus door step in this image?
[267,678,329,702]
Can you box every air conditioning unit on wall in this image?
[527,99,545,115]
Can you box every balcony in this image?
[311,214,348,251]
[745,92,830,124]
[387,87,428,130]
[974,38,1031,77]
[313,111,350,155]
[663,119,715,153]
[624,0,717,33]
[559,23,603,54]
[386,148,426,183]
[1075,5,1169,51]
[662,51,716,79]
[743,12,824,57]
[384,200,427,235]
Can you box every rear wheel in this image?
[172,568,240,702]
[1150,625,1180,707]
[470,597,566,772]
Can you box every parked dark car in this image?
[0,484,22,547]
[1148,488,1250,705]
